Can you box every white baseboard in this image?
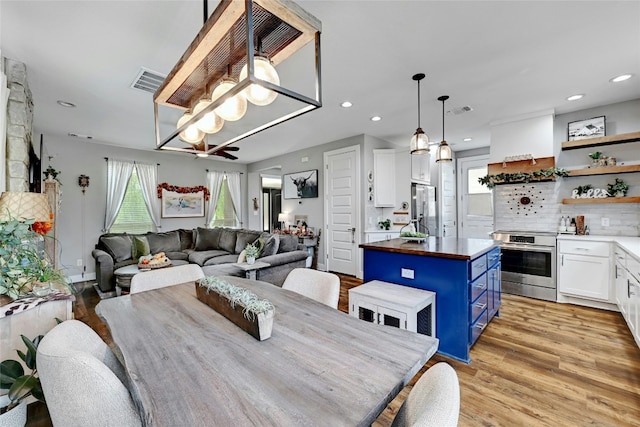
[68,272,96,283]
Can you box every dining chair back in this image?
[37,320,141,427]
[391,362,460,427]
[282,268,340,309]
[130,264,205,294]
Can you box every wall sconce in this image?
[154,0,322,158]
[78,175,90,194]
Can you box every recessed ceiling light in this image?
[57,100,76,108]
[610,74,633,83]
[370,116,381,122]
[340,101,353,108]
[566,94,584,101]
[463,137,472,142]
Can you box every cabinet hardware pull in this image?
[474,283,487,290]
[629,279,632,299]
[474,303,487,310]
[475,322,487,331]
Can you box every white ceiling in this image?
[2,1,639,164]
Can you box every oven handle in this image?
[500,243,554,252]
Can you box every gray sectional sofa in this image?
[92,227,309,292]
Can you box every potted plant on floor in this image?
[0,334,45,426]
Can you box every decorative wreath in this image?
[157,183,210,201]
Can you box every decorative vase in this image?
[247,256,256,265]
[0,395,27,427]
[32,282,52,297]
[0,294,13,306]
[615,191,625,198]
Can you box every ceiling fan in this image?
[185,142,240,160]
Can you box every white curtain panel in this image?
[0,68,8,193]
[135,162,161,229]
[226,172,242,228]
[205,170,224,227]
[104,159,134,232]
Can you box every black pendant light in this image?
[410,73,430,155]
[436,95,452,163]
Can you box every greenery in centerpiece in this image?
[478,167,569,189]
[197,276,274,320]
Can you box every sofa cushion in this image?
[259,234,279,258]
[147,231,181,253]
[235,230,261,254]
[218,228,237,254]
[189,249,230,266]
[101,235,133,263]
[203,254,240,266]
[178,229,195,251]
[165,251,189,261]
[277,235,299,253]
[131,236,150,260]
[195,227,221,251]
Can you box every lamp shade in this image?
[436,141,453,162]
[410,129,430,154]
[0,191,51,222]
[193,99,224,134]
[239,56,280,106]
[211,80,248,122]
[277,213,287,223]
[177,111,205,144]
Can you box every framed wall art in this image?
[160,188,205,218]
[283,169,318,199]
[568,116,605,141]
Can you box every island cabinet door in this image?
[488,263,501,320]
[354,300,407,329]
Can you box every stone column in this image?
[4,57,33,192]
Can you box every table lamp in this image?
[277,213,287,230]
[0,191,51,222]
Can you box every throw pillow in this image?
[235,230,261,254]
[259,235,279,258]
[195,227,221,251]
[146,231,181,253]
[218,228,238,254]
[277,235,298,253]
[178,229,195,251]
[132,236,150,260]
[101,235,133,263]
[237,249,247,263]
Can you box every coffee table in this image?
[231,261,271,280]
[113,265,144,296]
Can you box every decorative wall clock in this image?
[506,185,545,215]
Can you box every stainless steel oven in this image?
[491,230,557,302]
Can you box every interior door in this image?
[324,145,360,276]
[439,161,457,237]
[457,155,494,238]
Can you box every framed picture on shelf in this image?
[568,116,605,141]
[161,189,205,218]
[283,169,318,199]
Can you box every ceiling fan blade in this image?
[216,151,238,160]
[208,144,239,151]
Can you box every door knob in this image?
[350,227,356,243]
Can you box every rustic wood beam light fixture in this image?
[154,0,322,158]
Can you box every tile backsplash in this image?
[493,181,640,236]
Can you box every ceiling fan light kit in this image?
[154,0,322,159]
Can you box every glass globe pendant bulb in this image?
[211,79,247,122]
[239,56,280,106]
[436,141,452,162]
[410,128,430,154]
[193,99,224,134]
[176,112,204,144]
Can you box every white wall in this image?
[43,135,247,281]
[489,111,554,163]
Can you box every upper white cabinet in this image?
[373,149,396,207]
[411,152,430,184]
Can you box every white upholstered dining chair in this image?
[282,268,340,309]
[130,264,205,294]
[391,362,460,427]
[37,320,141,427]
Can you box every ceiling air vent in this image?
[130,67,166,94]
[447,106,473,116]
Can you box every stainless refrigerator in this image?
[411,183,438,236]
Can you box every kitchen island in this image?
[360,237,501,362]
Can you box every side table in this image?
[114,265,143,296]
[232,261,271,280]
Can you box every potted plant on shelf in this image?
[244,242,261,265]
[588,151,603,167]
[607,178,629,197]
[378,219,391,230]
[0,334,45,426]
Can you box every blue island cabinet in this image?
[362,240,500,363]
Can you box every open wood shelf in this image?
[566,164,640,177]
[561,131,640,150]
[487,156,554,175]
[562,197,640,204]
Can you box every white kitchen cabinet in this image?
[626,254,640,346]
[615,247,628,316]
[558,240,611,301]
[365,231,400,243]
[411,152,430,184]
[373,149,396,207]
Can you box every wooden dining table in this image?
[96,276,439,426]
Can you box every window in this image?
[110,170,155,234]
[467,166,493,216]
[210,177,238,227]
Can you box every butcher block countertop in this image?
[360,237,500,260]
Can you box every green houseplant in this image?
[607,178,629,197]
[244,242,261,265]
[378,219,391,230]
[0,334,45,419]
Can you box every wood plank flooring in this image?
[29,276,640,426]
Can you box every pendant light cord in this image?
[442,98,445,141]
[417,80,421,128]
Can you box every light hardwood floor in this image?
[29,276,640,426]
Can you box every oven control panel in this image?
[509,235,535,244]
